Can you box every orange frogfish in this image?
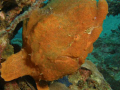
[1,0,108,89]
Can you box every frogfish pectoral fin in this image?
[1,49,36,81]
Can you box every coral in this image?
[106,0,120,16]
[0,34,9,60]
[1,44,14,60]
[4,80,20,90]
[5,0,45,33]
[1,0,108,89]
[2,76,38,90]
[0,0,3,10]
[56,76,72,87]
[68,60,112,90]
[87,21,120,90]
[0,0,45,37]
[49,82,69,90]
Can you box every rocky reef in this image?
[87,14,120,90]
[107,0,120,16]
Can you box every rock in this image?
[68,60,112,90]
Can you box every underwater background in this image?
[0,0,120,90]
[87,0,120,89]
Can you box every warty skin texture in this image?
[1,0,108,89]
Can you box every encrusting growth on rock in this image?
[1,0,108,90]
